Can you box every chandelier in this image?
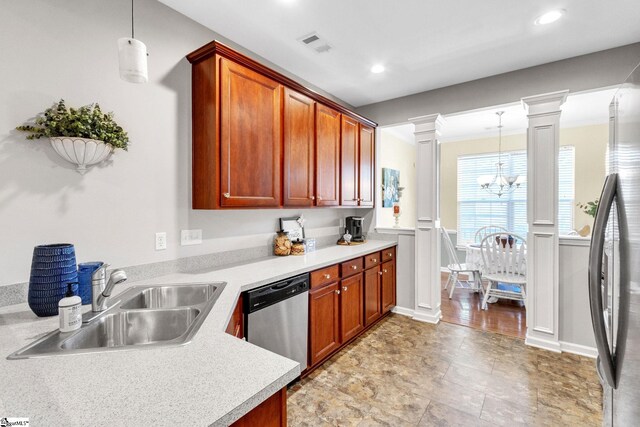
[477,111,522,197]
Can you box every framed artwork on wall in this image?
[382,168,400,207]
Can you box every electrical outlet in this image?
[181,229,202,246]
[155,232,167,250]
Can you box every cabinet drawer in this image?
[364,252,381,270]
[382,247,396,262]
[311,265,340,288]
[341,257,363,278]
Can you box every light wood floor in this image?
[288,314,602,426]
[440,272,527,339]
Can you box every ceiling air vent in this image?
[298,32,332,54]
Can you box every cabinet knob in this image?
[351,265,358,270]
[223,192,230,198]
[378,271,383,276]
[324,274,331,279]
[383,269,388,273]
[357,198,361,202]
[343,286,347,291]
[318,196,323,201]
[335,290,341,295]
[388,252,393,257]
[371,258,377,262]
[310,196,315,200]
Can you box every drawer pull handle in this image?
[343,286,347,291]
[351,265,358,270]
[223,192,230,198]
[324,274,331,279]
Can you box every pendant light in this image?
[477,111,522,197]
[118,0,148,83]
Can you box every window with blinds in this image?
[456,146,575,245]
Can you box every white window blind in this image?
[457,146,574,245]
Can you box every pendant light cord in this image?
[497,111,503,165]
[131,0,135,39]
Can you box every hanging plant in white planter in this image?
[16,99,129,174]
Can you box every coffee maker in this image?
[345,216,365,242]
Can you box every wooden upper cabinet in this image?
[315,105,341,207]
[341,116,359,206]
[283,88,315,207]
[187,41,377,210]
[359,124,375,207]
[219,57,282,207]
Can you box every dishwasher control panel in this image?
[244,273,310,313]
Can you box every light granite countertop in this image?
[0,240,396,426]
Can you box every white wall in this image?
[377,129,416,228]
[0,0,358,286]
[356,43,640,126]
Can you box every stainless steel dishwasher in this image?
[245,273,309,369]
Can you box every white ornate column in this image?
[522,90,568,352]
[410,114,444,323]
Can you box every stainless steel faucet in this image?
[90,264,128,312]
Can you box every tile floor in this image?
[287,314,602,426]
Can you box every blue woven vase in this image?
[28,244,79,317]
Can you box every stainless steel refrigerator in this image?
[589,60,640,426]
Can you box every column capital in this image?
[409,114,445,138]
[521,90,569,118]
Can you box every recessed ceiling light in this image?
[371,64,385,74]
[534,9,565,25]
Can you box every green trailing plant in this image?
[577,199,599,218]
[16,99,129,150]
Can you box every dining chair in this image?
[474,225,509,244]
[479,232,527,310]
[441,228,483,299]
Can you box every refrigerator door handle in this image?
[589,173,618,389]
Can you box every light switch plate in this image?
[155,232,167,251]
[181,229,202,246]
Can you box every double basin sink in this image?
[8,282,225,359]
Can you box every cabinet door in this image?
[219,57,282,207]
[315,105,341,207]
[284,88,315,207]
[340,116,359,206]
[381,260,396,314]
[225,294,244,339]
[364,267,381,326]
[340,274,364,343]
[309,283,341,366]
[359,124,375,207]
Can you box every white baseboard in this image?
[412,309,442,324]
[525,334,562,353]
[559,341,598,358]
[391,306,415,317]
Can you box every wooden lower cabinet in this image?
[231,387,286,427]
[381,260,396,314]
[225,294,244,339]
[309,282,341,366]
[364,267,382,326]
[340,274,364,342]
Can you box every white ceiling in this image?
[381,88,618,143]
[161,0,640,107]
